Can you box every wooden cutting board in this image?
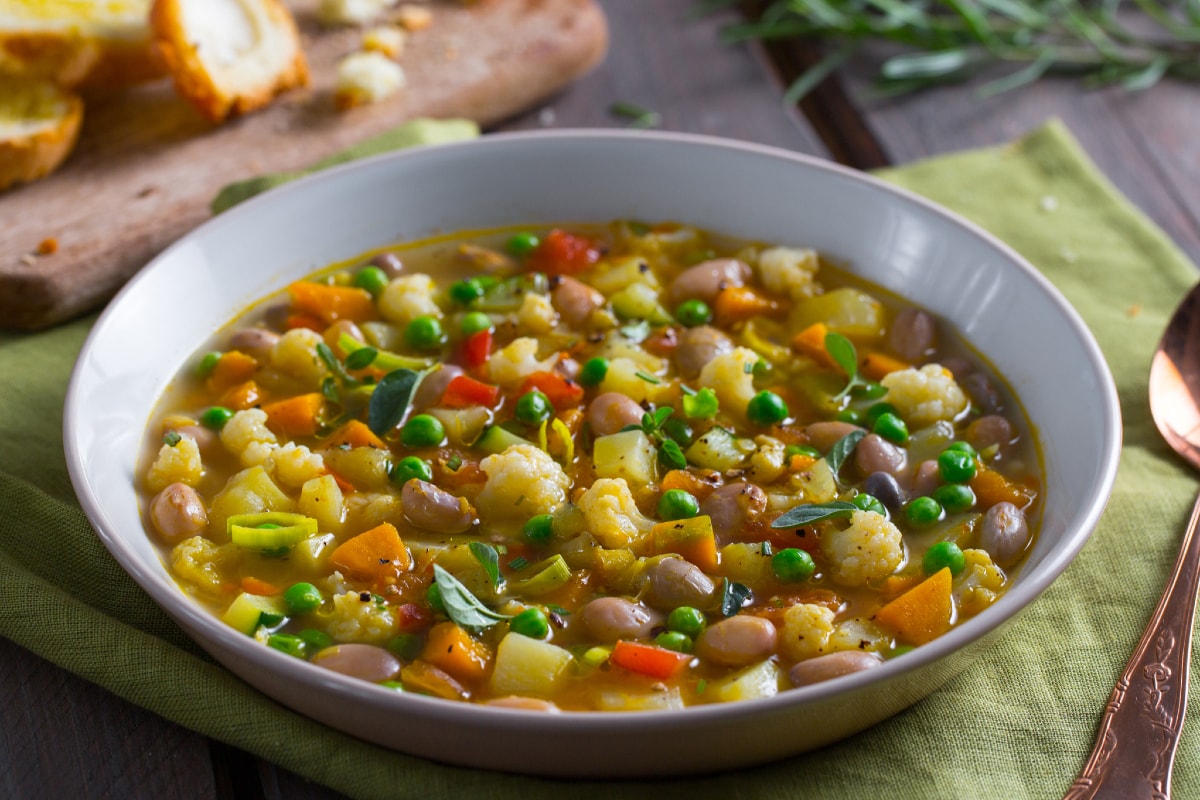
[0,0,607,330]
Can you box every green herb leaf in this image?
[163,431,182,447]
[682,387,719,419]
[610,101,662,129]
[321,376,340,404]
[507,556,530,571]
[659,438,688,471]
[635,370,661,385]
[468,541,505,592]
[432,565,511,630]
[771,500,859,528]
[316,341,357,387]
[446,455,463,472]
[826,429,866,477]
[344,347,379,371]
[720,579,753,617]
[367,368,423,437]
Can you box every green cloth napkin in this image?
[2,119,1197,799]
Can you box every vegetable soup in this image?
[140,222,1039,711]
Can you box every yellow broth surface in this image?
[140,222,1040,711]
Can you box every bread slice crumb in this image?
[334,51,405,110]
[0,76,83,192]
[362,25,406,58]
[150,0,309,123]
[318,0,397,26]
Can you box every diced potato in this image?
[720,542,773,585]
[489,633,575,697]
[595,339,664,371]
[429,406,491,446]
[587,255,660,296]
[595,686,685,711]
[685,427,756,472]
[207,466,296,542]
[298,475,346,534]
[598,357,670,404]
[789,288,884,340]
[320,446,392,491]
[291,533,337,574]
[610,283,672,324]
[791,458,837,503]
[344,492,401,533]
[710,659,782,703]
[594,429,658,485]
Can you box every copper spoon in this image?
[1066,282,1200,799]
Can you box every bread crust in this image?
[0,11,164,89]
[0,82,83,191]
[150,0,309,123]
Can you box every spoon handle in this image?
[1065,490,1200,800]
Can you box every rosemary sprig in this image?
[703,0,1200,98]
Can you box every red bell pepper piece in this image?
[609,640,692,680]
[463,329,492,368]
[519,371,584,410]
[528,229,602,275]
[441,374,501,408]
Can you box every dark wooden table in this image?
[5,1,1198,797]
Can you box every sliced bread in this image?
[150,0,309,123]
[0,76,83,191]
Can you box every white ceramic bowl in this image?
[64,131,1121,778]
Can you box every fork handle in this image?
[1065,489,1200,800]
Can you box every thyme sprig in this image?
[701,0,1200,98]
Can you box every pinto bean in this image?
[669,258,751,305]
[967,415,1014,453]
[401,479,475,533]
[485,697,561,712]
[863,472,906,510]
[962,372,1003,414]
[412,364,464,410]
[694,615,778,667]
[323,319,365,351]
[910,460,941,497]
[855,433,906,477]
[789,651,884,686]
[149,482,208,543]
[370,251,404,277]
[549,275,605,327]
[312,644,402,682]
[641,557,717,611]
[578,597,663,642]
[804,421,865,452]
[979,501,1031,568]
[674,325,733,377]
[889,309,937,362]
[227,327,280,360]
[586,392,645,437]
[699,482,766,536]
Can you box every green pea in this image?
[297,628,332,652]
[850,493,887,516]
[946,441,978,457]
[449,278,485,305]
[784,444,821,460]
[522,514,555,545]
[401,414,445,448]
[932,483,976,513]
[873,412,909,444]
[405,316,447,351]
[379,680,405,692]
[578,357,609,387]
[387,633,424,661]
[658,489,700,521]
[746,390,789,426]
[197,351,222,377]
[426,583,446,615]
[390,456,433,485]
[510,607,550,639]
[865,402,898,426]
[460,311,494,336]
[506,232,541,257]
[906,496,944,526]
[655,631,693,653]
[836,408,864,425]
[267,633,307,658]
[282,582,323,614]
[667,606,706,637]
[924,540,966,576]
[353,266,389,296]
[857,381,888,400]
[200,406,235,430]
[675,299,713,327]
[772,548,816,582]
[937,448,977,483]
[515,390,552,425]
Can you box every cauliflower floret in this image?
[220,408,278,468]
[335,51,406,109]
[171,535,239,598]
[476,444,570,519]
[823,510,904,587]
[697,347,759,422]
[954,548,1008,617]
[318,0,392,25]
[748,435,787,485]
[881,364,968,428]
[271,328,327,388]
[757,246,820,301]
[780,603,835,661]
[146,434,203,492]
[324,590,397,644]
[576,478,656,553]
[267,442,325,489]
[486,337,557,389]
[515,292,559,335]
[379,274,441,328]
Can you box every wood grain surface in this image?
[0,0,607,331]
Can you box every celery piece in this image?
[514,554,572,596]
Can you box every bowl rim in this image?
[64,127,1123,734]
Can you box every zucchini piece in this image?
[222,592,288,635]
[476,424,533,455]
